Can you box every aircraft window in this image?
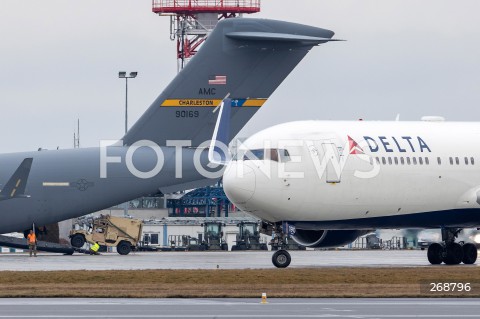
[369,157,373,165]
[279,149,291,162]
[419,157,423,165]
[455,157,460,165]
[394,157,398,165]
[388,157,392,165]
[413,157,417,165]
[425,157,429,165]
[376,157,380,164]
[382,157,386,165]
[449,157,453,165]
[471,157,475,165]
[243,149,264,161]
[437,157,441,165]
[400,157,405,165]
[465,157,469,165]
[406,157,411,165]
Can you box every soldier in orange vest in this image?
[27,230,37,257]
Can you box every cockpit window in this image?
[242,148,291,162]
[243,149,264,160]
[267,149,279,162]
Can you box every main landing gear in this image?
[271,224,291,268]
[427,228,478,265]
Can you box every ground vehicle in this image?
[69,215,142,255]
[202,221,228,251]
[185,236,206,251]
[366,234,382,249]
[231,222,268,251]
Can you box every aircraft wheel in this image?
[231,245,237,251]
[117,241,132,255]
[70,234,86,248]
[221,243,228,251]
[261,244,268,251]
[272,250,291,268]
[427,243,444,265]
[462,243,478,264]
[444,242,463,265]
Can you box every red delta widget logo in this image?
[347,136,365,155]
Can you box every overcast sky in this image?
[1,1,479,153]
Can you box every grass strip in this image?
[1,267,479,298]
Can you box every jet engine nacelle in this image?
[291,229,370,248]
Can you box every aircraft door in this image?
[321,143,341,183]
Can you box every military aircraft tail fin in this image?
[123,18,336,147]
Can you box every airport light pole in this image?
[118,71,137,217]
[118,71,138,134]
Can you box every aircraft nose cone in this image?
[223,161,256,205]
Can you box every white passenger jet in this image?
[222,118,480,267]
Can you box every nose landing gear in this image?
[427,228,478,265]
[271,224,292,268]
[272,250,291,268]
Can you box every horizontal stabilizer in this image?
[0,158,33,201]
[226,32,342,43]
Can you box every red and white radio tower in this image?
[152,0,261,72]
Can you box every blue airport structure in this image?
[167,183,232,218]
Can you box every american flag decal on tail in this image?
[209,75,227,85]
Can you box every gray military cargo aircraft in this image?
[0,18,335,235]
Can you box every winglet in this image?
[209,97,232,165]
[0,158,33,201]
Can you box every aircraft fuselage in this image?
[0,146,216,233]
[224,120,480,229]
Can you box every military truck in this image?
[231,221,268,251]
[69,215,142,255]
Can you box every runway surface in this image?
[0,250,468,271]
[0,298,479,318]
